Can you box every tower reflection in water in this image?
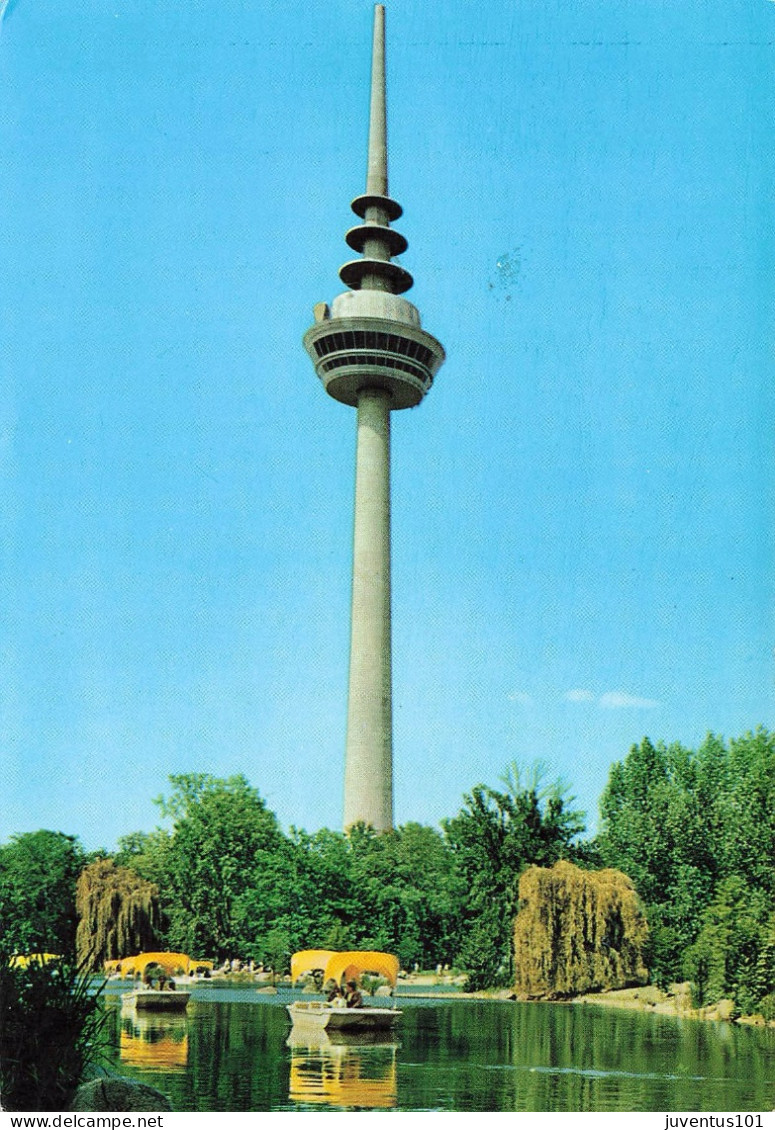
[119,1009,189,1073]
[287,1030,398,1109]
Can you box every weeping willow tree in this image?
[75,859,161,970]
[513,860,649,998]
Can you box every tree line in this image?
[1,727,773,1014]
[596,727,775,1016]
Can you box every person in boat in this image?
[324,980,342,1002]
[344,979,363,1009]
[324,979,346,1007]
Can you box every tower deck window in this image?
[312,329,435,370]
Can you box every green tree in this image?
[75,858,162,970]
[230,845,304,966]
[114,828,173,890]
[717,729,775,893]
[751,914,775,1016]
[597,738,718,984]
[282,826,359,949]
[683,876,769,1012]
[154,773,287,959]
[114,828,175,948]
[599,728,775,1002]
[0,831,85,958]
[443,763,585,989]
[245,820,464,971]
[598,738,675,904]
[346,821,465,968]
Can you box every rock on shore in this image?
[70,1078,173,1112]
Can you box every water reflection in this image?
[101,993,775,1112]
[287,1029,398,1109]
[119,1009,189,1073]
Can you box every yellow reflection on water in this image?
[119,1010,189,1073]
[287,1030,398,1109]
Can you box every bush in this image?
[0,955,108,1111]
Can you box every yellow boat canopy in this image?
[290,950,335,983]
[115,952,198,975]
[291,950,399,988]
[10,953,61,968]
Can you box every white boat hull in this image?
[123,990,191,1012]
[287,1001,401,1032]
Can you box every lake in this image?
[100,984,774,1112]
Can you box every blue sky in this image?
[1,0,772,850]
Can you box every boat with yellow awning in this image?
[287,950,401,1032]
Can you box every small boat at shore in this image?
[122,989,190,1012]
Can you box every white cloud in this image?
[564,689,595,703]
[507,691,533,705]
[599,691,661,710]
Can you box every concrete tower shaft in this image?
[303,4,445,832]
[343,387,393,830]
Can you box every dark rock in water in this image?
[70,1078,173,1111]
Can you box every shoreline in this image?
[196,972,773,1027]
[395,979,774,1028]
[569,984,774,1028]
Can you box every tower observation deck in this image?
[303,4,445,831]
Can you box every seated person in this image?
[344,979,363,1009]
[325,980,343,1003]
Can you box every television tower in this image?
[303,4,445,831]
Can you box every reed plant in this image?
[0,953,108,1112]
